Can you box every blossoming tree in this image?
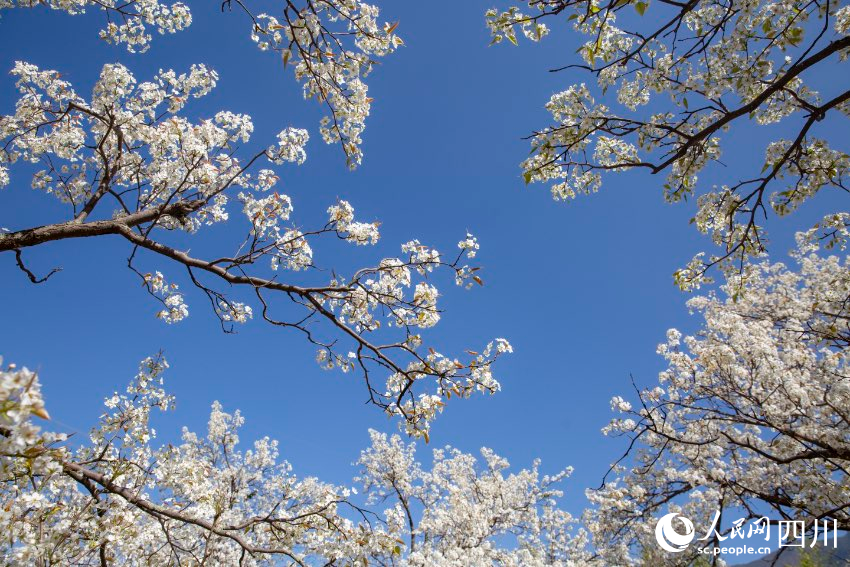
[0,2,511,438]
[4,0,849,563]
[586,230,849,564]
[486,0,850,288]
[0,2,562,563]
[0,356,591,565]
[1,0,401,168]
[484,0,850,561]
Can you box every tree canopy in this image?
[0,0,847,564]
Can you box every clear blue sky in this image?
[0,0,843,546]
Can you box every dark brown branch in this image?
[14,249,61,284]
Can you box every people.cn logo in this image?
[655,513,696,553]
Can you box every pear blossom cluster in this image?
[382,338,514,438]
[457,232,479,258]
[488,0,850,287]
[143,271,189,323]
[1,357,390,564]
[216,298,253,323]
[0,60,240,231]
[0,358,63,485]
[585,235,850,563]
[0,357,589,565]
[307,233,510,437]
[272,229,314,271]
[0,62,510,433]
[248,0,403,168]
[328,199,381,245]
[357,429,592,565]
[267,127,310,165]
[1,0,401,165]
[485,5,550,44]
[0,0,191,52]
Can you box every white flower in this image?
[457,232,480,258]
[267,127,309,165]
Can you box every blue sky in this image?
[0,0,845,558]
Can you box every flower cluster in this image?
[267,127,309,165]
[357,429,590,565]
[328,200,381,245]
[215,299,253,323]
[143,271,189,323]
[0,0,191,52]
[0,357,588,564]
[586,236,850,563]
[0,62,511,433]
[0,359,63,485]
[457,232,479,258]
[249,1,403,168]
[0,357,387,564]
[0,61,254,235]
[488,0,850,285]
[485,5,549,45]
[383,338,514,438]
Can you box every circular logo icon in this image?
[655,513,695,553]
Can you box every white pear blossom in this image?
[143,271,189,323]
[0,0,191,52]
[248,1,403,168]
[586,234,850,563]
[488,0,850,287]
[1,0,400,165]
[267,127,309,165]
[328,199,381,245]
[0,62,511,433]
[357,429,592,566]
[0,357,591,565]
[458,232,480,258]
[216,299,253,323]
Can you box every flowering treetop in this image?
[585,228,850,563]
[0,0,192,52]
[1,0,401,166]
[0,59,510,437]
[0,356,588,565]
[487,0,850,289]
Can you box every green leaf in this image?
[787,27,803,46]
[507,33,518,46]
[635,2,647,15]
[523,171,533,185]
[683,97,688,110]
